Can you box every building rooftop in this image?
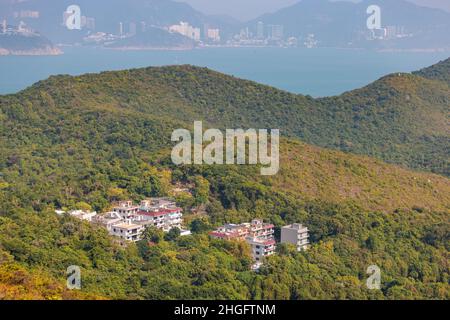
[283,223,308,231]
[248,238,276,246]
[113,222,142,230]
[137,208,181,217]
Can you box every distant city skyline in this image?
[177,0,450,20]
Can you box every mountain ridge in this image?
[245,0,450,50]
[10,58,449,176]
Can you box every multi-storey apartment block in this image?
[248,219,274,240]
[136,198,183,232]
[281,223,309,251]
[109,221,144,242]
[209,219,274,241]
[92,212,122,232]
[247,237,276,262]
[209,223,251,240]
[210,219,276,263]
[113,201,140,220]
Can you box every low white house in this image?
[67,210,97,222]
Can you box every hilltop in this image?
[12,59,449,176]
[413,58,450,85]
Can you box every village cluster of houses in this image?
[56,198,191,243]
[209,220,309,269]
[57,199,310,269]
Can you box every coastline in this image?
[104,45,194,51]
[0,46,63,56]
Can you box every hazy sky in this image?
[177,0,450,20]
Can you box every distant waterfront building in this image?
[17,21,31,33]
[129,22,137,36]
[386,26,396,38]
[268,24,283,40]
[203,23,209,40]
[304,34,318,48]
[169,21,200,41]
[140,21,147,33]
[206,28,220,42]
[1,20,6,33]
[119,22,123,36]
[85,17,96,30]
[287,36,298,47]
[256,21,264,39]
[281,223,309,251]
[15,10,40,19]
[239,27,250,40]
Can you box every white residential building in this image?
[169,21,200,41]
[210,219,276,263]
[281,223,309,251]
[76,198,189,243]
[206,28,220,42]
[137,199,183,232]
[247,237,276,262]
[92,212,123,232]
[109,221,144,242]
[113,201,139,220]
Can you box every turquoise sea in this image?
[0,46,448,97]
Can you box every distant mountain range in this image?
[245,0,450,49]
[1,0,449,50]
[0,0,238,44]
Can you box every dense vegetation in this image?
[0,59,448,299]
[0,32,57,53]
[414,58,450,85]
[8,58,448,176]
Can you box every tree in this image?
[164,227,181,241]
[141,226,164,243]
[192,176,210,205]
[190,218,211,234]
[75,201,92,212]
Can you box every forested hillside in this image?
[9,58,448,176]
[413,58,450,85]
[0,60,448,299]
